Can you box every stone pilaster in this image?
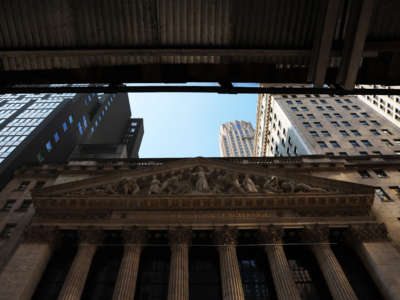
[112,228,147,300]
[257,225,301,300]
[214,227,245,300]
[57,229,103,300]
[167,228,191,300]
[0,226,57,300]
[347,223,400,300]
[302,225,358,300]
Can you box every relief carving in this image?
[257,225,283,243]
[61,165,330,197]
[214,226,238,245]
[347,223,388,243]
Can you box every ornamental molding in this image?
[214,226,238,245]
[168,228,192,245]
[346,223,388,242]
[257,225,284,243]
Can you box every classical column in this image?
[167,228,191,300]
[347,223,400,300]
[112,228,147,300]
[214,227,245,300]
[58,229,103,300]
[0,226,57,300]
[257,226,301,300]
[302,225,358,300]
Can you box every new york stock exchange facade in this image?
[1,158,400,300]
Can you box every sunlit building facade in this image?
[219,121,255,157]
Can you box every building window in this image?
[370,129,380,136]
[389,186,400,199]
[352,105,360,110]
[326,106,334,111]
[17,200,32,212]
[78,122,83,135]
[314,122,323,128]
[339,152,348,156]
[291,107,299,112]
[393,139,400,145]
[297,114,305,119]
[361,140,373,147]
[34,181,46,189]
[371,120,380,126]
[330,141,340,148]
[382,139,393,146]
[37,152,44,162]
[46,141,52,152]
[310,131,318,138]
[361,112,370,118]
[349,140,360,147]
[350,113,359,118]
[307,114,315,119]
[335,99,342,103]
[342,106,350,110]
[326,152,334,156]
[334,113,342,118]
[318,141,328,148]
[83,116,88,128]
[17,181,30,191]
[54,132,60,143]
[303,122,311,128]
[301,107,308,112]
[287,101,293,105]
[382,129,392,135]
[1,200,15,211]
[358,170,370,178]
[323,113,331,119]
[0,224,16,238]
[359,151,368,156]
[351,130,361,136]
[373,169,387,178]
[339,130,349,137]
[344,99,352,103]
[375,188,392,202]
[342,121,351,127]
[296,100,303,104]
[321,131,330,137]
[373,151,382,155]
[360,121,368,126]
[331,121,339,127]
[310,100,317,104]
[62,122,68,132]
[320,99,326,104]
[317,106,324,111]
[68,115,73,124]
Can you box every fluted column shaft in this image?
[112,229,147,300]
[303,225,357,300]
[214,227,245,300]
[168,228,191,300]
[58,230,102,300]
[258,226,301,300]
[311,245,358,300]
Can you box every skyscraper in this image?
[254,88,400,157]
[0,91,138,188]
[219,121,255,157]
[357,85,400,129]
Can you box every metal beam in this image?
[308,0,341,87]
[337,0,376,90]
[1,85,399,96]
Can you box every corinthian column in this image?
[167,228,191,300]
[0,226,57,300]
[112,228,147,300]
[346,223,400,300]
[58,229,103,300]
[214,227,245,300]
[302,225,358,300]
[257,226,301,300]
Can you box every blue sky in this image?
[128,84,258,157]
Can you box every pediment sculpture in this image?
[63,166,328,196]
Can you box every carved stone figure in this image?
[148,175,161,194]
[161,172,182,194]
[231,174,246,193]
[243,175,258,193]
[263,176,281,193]
[280,180,326,193]
[194,167,210,193]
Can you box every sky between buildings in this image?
[128,83,258,158]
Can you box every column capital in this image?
[347,223,388,243]
[168,228,192,246]
[214,226,238,245]
[79,229,104,244]
[23,225,58,244]
[122,227,148,245]
[257,225,283,243]
[301,224,330,243]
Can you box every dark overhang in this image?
[1,0,400,89]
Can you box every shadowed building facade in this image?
[0,157,400,300]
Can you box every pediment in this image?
[34,158,373,199]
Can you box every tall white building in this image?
[357,85,400,129]
[254,87,400,157]
[219,120,254,157]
